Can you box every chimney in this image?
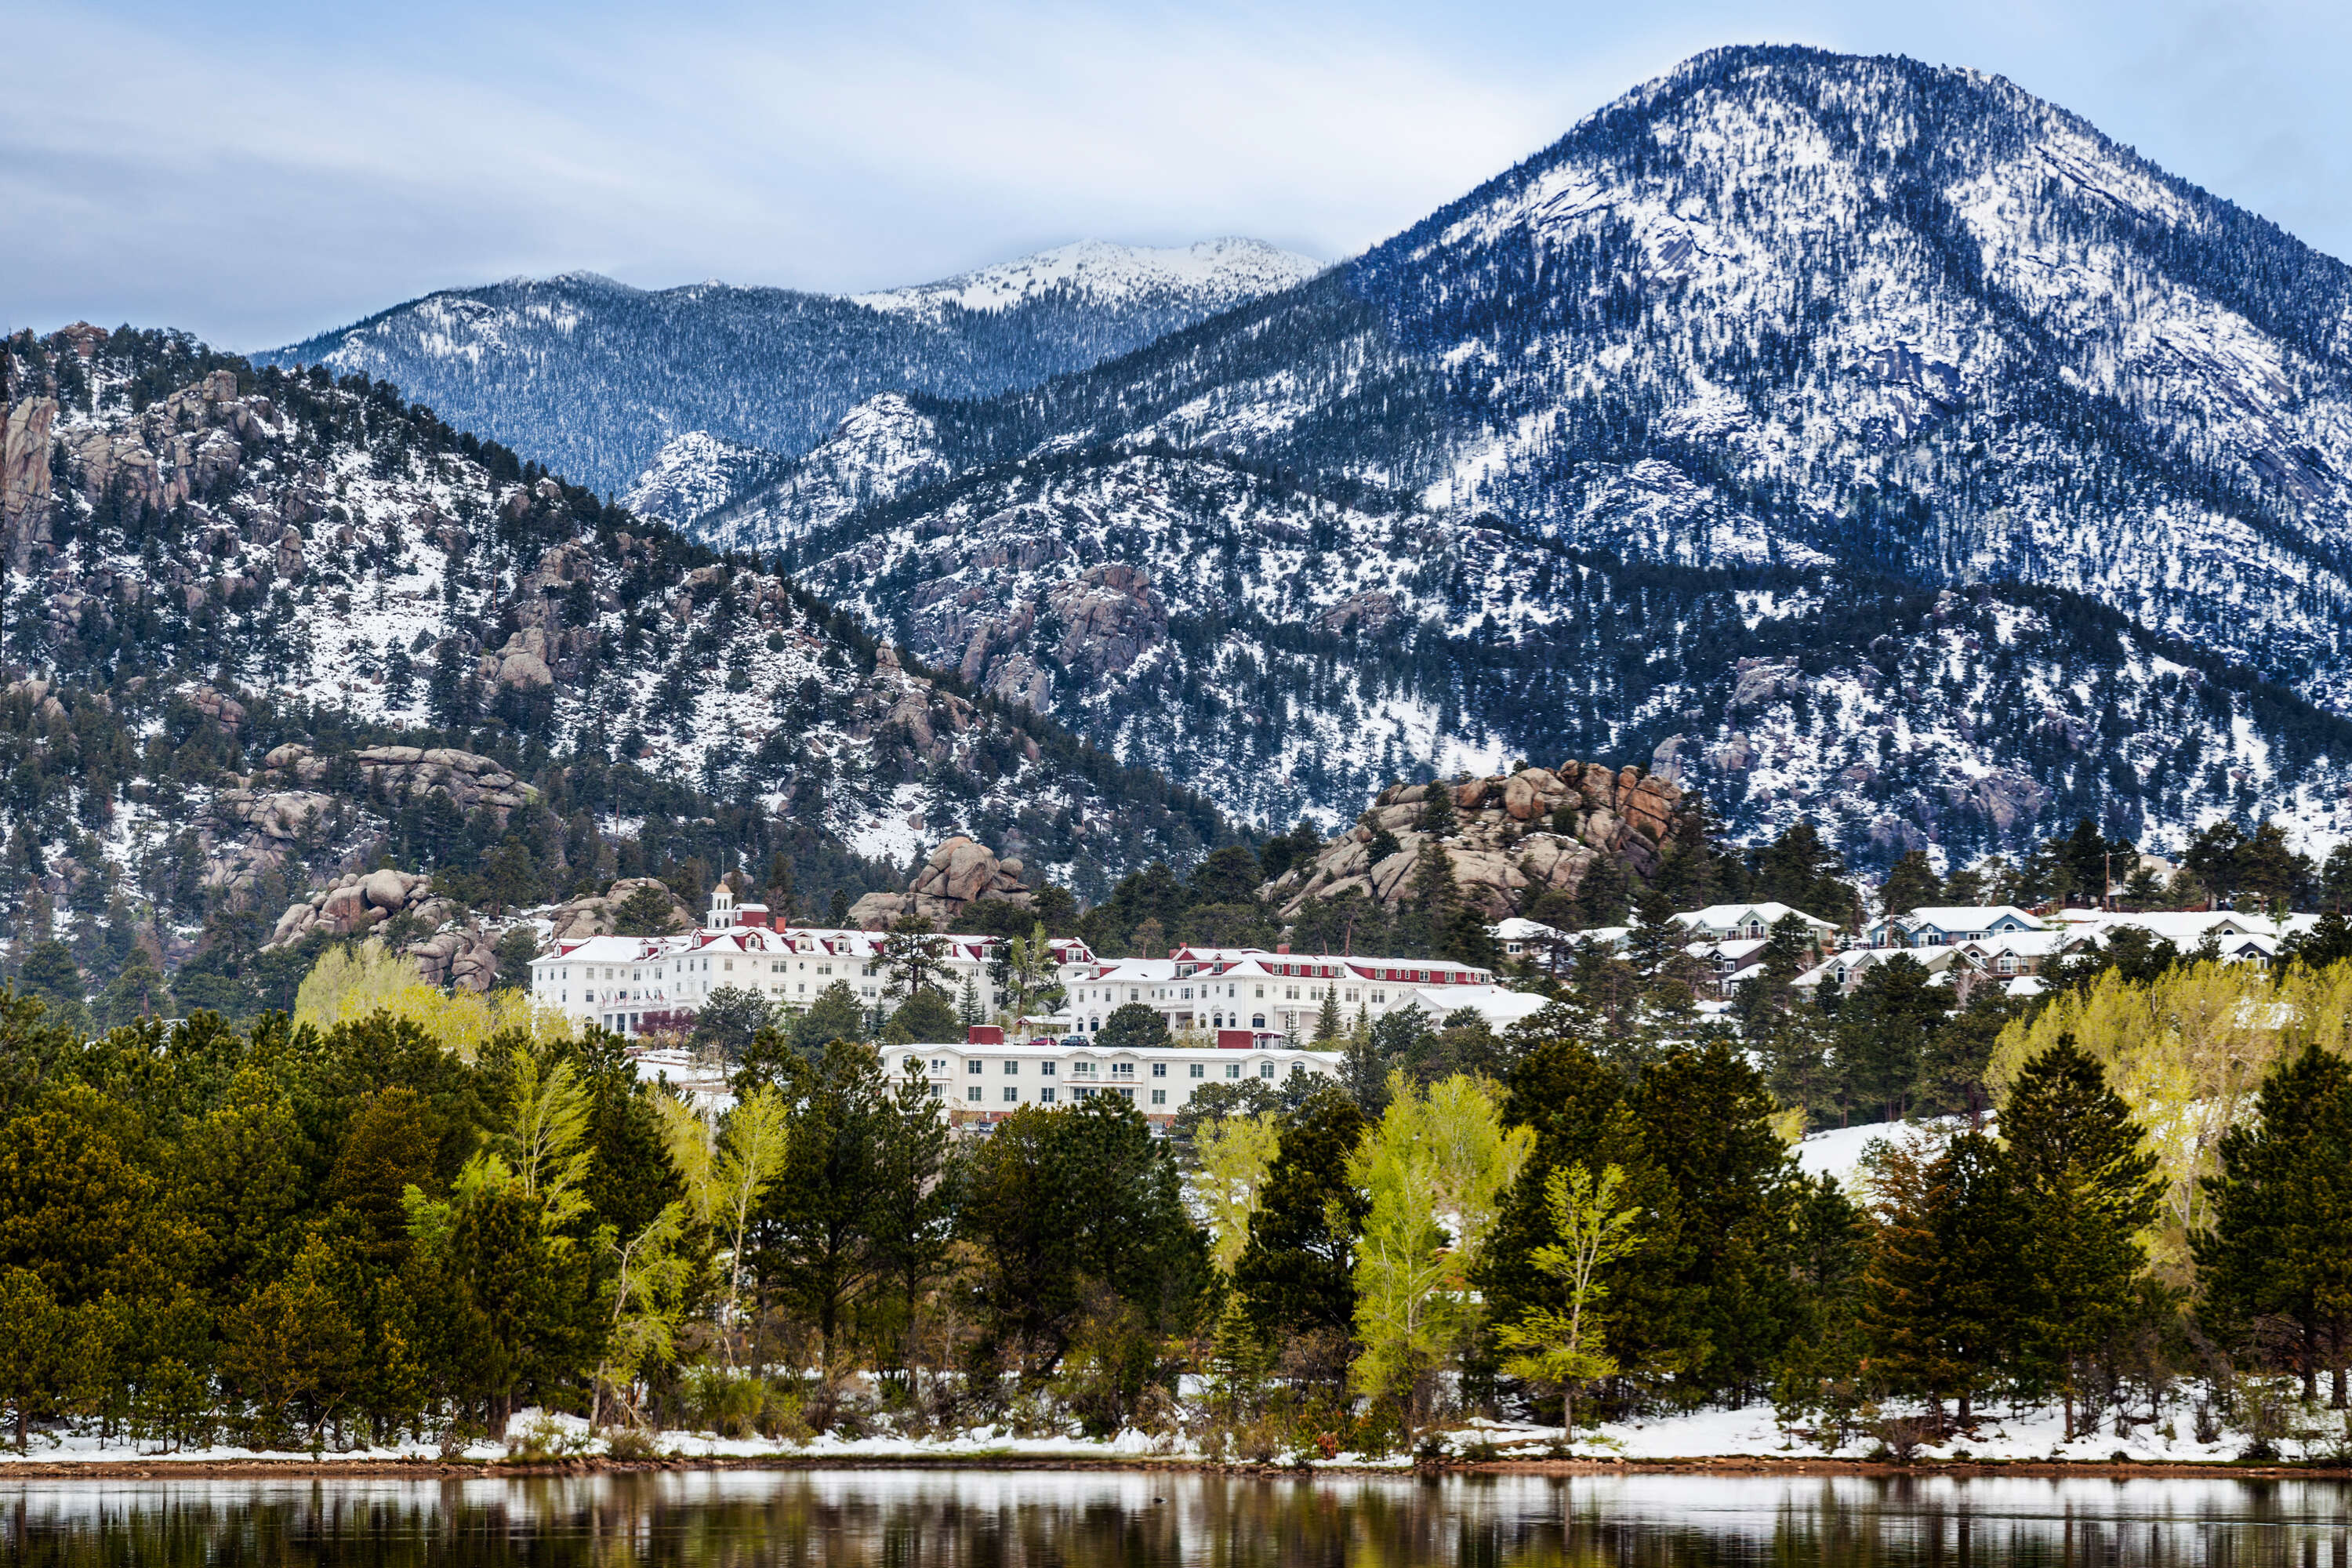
[1275,942,1290,955]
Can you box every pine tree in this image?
[1858,1134,1958,1412]
[1858,1129,2020,1428]
[2197,1045,2352,1406]
[1313,985,1343,1043]
[2002,1034,2161,1438]
[1835,953,1940,1123]
[1878,851,1942,918]
[1733,913,1817,1031]
[1235,1088,1367,1341]
[1751,820,1856,926]
[1401,840,1459,956]
[1418,781,1457,836]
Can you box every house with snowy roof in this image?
[1671,902,1840,942]
[1861,906,2045,949]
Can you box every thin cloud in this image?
[2,0,2346,349]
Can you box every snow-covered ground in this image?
[4,1392,2336,1469]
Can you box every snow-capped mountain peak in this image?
[853,238,1323,317]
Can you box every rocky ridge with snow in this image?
[0,326,1232,956]
[260,241,1323,499]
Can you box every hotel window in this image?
[1040,1062,1056,1076]
[1189,1064,1205,1079]
[1116,1087,1134,1101]
[967,1059,984,1074]
[1371,991,1385,1004]
[1003,1060,1019,1074]
[1151,1089,1167,1106]
[1003,1086,1019,1102]
[1225,1064,1240,1080]
[1112,1062,1134,1078]
[927,1083,945,1099]
[1040,1087,1056,1104]
[1073,1086,1096,1100]
[1151,1062,1167,1077]
[967,1086,983,1102]
[1254,985,1265,998]
[1258,1062,1275,1079]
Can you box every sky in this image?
[5,0,2350,350]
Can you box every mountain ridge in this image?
[256,239,1323,499]
[675,43,2352,868]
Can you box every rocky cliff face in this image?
[0,325,1235,987]
[847,835,1035,929]
[1265,761,1690,920]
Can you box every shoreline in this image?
[2,1452,2349,1483]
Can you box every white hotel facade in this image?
[528,884,1096,1038]
[530,887,1525,1062]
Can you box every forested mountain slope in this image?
[258,240,1322,500]
[692,44,2352,866]
[0,323,1230,1001]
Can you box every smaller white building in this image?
[883,1036,1342,1127]
[1063,942,1504,1040]
[1671,902,1840,942]
[2045,908,2317,966]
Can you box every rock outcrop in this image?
[263,743,538,823]
[2,393,58,572]
[543,877,692,941]
[408,927,503,991]
[264,866,459,947]
[1265,760,1692,921]
[262,867,506,991]
[847,837,1033,928]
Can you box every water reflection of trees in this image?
[4,1474,2350,1568]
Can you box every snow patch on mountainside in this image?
[695,394,952,554]
[856,239,1323,318]
[620,431,788,528]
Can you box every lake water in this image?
[4,1468,2350,1566]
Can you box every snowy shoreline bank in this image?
[5,1407,2349,1482]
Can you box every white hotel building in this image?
[528,884,1096,1038]
[1065,942,1508,1041]
[882,1036,1342,1128]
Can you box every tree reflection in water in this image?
[3,1470,2348,1568]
